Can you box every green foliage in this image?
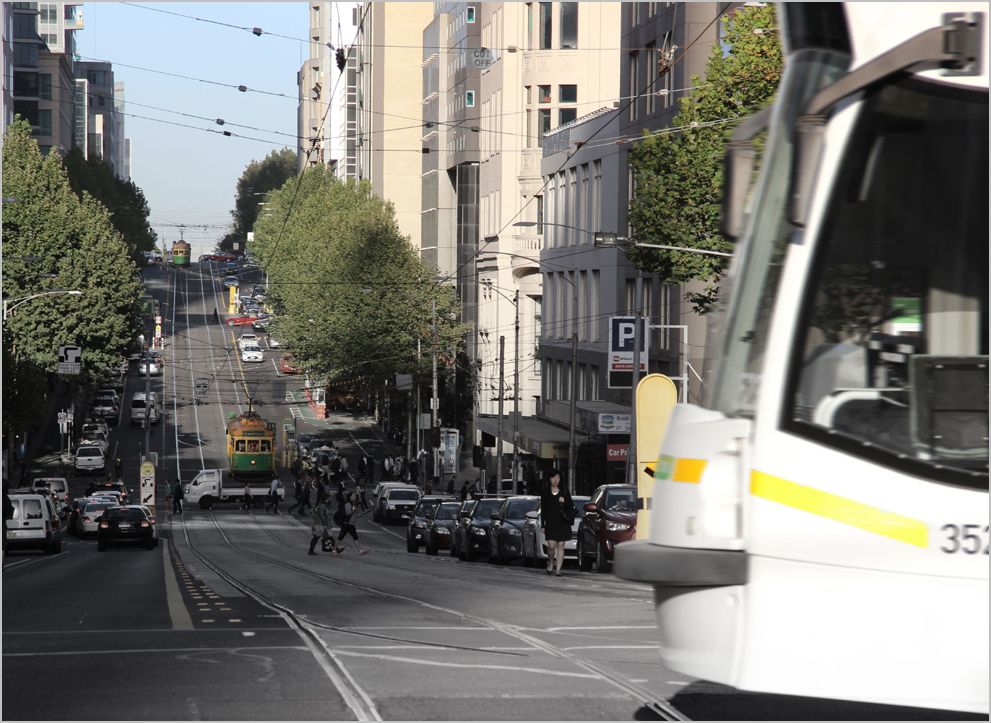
[628,4,782,311]
[62,147,158,265]
[249,167,467,389]
[224,148,297,251]
[2,119,144,389]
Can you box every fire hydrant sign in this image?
[140,461,156,512]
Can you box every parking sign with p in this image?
[608,316,648,388]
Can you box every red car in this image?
[226,316,260,327]
[279,353,300,375]
[576,484,637,573]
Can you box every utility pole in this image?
[627,268,644,487]
[495,335,505,488]
[143,344,151,463]
[567,277,578,495]
[431,299,439,487]
[511,290,520,494]
[416,337,422,482]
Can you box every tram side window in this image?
[235,440,246,452]
[788,77,988,485]
[247,440,259,453]
[260,440,271,452]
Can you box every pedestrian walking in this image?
[383,456,393,479]
[366,454,375,483]
[540,471,575,577]
[171,478,184,515]
[460,480,470,502]
[409,458,419,486]
[334,490,369,555]
[358,485,369,512]
[288,478,305,515]
[240,483,253,512]
[357,455,367,483]
[265,474,281,513]
[339,455,349,481]
[307,498,334,555]
[297,474,313,515]
[113,456,123,479]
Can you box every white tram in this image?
[616,3,988,714]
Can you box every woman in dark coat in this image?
[540,471,574,576]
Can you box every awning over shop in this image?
[476,414,570,460]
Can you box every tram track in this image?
[177,509,688,721]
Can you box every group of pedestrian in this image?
[307,483,369,557]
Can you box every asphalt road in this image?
[4,262,980,721]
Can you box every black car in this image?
[424,501,462,555]
[451,496,506,561]
[97,506,158,551]
[487,496,539,564]
[406,495,456,552]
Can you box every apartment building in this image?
[329,2,361,180]
[75,60,117,170]
[470,2,620,489]
[297,2,331,170]
[2,4,15,133]
[535,2,726,490]
[356,2,434,248]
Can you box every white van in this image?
[4,492,62,554]
[130,392,160,426]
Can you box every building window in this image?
[560,2,578,49]
[578,271,588,341]
[37,109,52,136]
[559,108,577,126]
[590,365,600,400]
[645,42,656,115]
[537,109,551,146]
[661,32,675,110]
[536,194,544,232]
[559,84,577,103]
[465,90,475,107]
[539,85,552,103]
[524,85,532,104]
[628,51,639,121]
[539,2,552,49]
[592,160,602,233]
[591,270,600,342]
[38,73,51,100]
[466,6,476,23]
[578,364,587,400]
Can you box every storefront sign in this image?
[598,413,631,433]
[606,444,629,461]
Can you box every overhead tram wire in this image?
[439,1,735,288]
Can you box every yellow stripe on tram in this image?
[673,458,706,484]
[750,470,929,548]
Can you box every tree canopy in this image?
[248,166,467,390]
[221,148,297,252]
[628,3,782,311]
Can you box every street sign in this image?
[140,461,156,511]
[57,412,67,424]
[608,317,649,388]
[57,345,82,375]
[440,428,459,474]
[470,47,495,69]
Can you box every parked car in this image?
[67,496,93,534]
[576,484,637,573]
[226,315,260,327]
[451,496,506,561]
[74,445,106,475]
[369,481,406,520]
[222,276,239,288]
[130,392,161,426]
[137,356,161,376]
[76,498,116,536]
[97,505,158,551]
[4,491,61,554]
[79,428,110,453]
[87,480,129,504]
[424,501,462,555]
[237,333,260,350]
[380,486,421,526]
[406,495,456,551]
[267,336,282,349]
[251,317,270,331]
[279,353,301,375]
[487,496,539,564]
[241,344,264,363]
[91,390,120,420]
[81,421,110,439]
[521,495,590,567]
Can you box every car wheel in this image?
[199,496,214,510]
[596,540,612,573]
[227,320,235,327]
[578,536,592,572]
[97,541,106,552]
[406,536,417,553]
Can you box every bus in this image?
[226,411,276,478]
[171,240,191,267]
[616,3,987,714]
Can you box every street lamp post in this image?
[3,290,84,319]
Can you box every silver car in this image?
[137,356,161,376]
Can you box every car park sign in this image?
[608,317,648,388]
[140,461,156,512]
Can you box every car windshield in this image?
[244,346,261,352]
[473,499,503,518]
[389,489,419,501]
[434,503,459,520]
[415,499,442,516]
[84,502,112,513]
[507,499,537,518]
[603,491,634,511]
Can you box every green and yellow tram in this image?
[226,411,276,477]
[171,240,191,267]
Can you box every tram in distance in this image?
[616,2,988,715]
[171,240,191,267]
[226,411,276,478]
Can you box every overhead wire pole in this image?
[627,268,644,487]
[495,335,505,489]
[431,299,439,488]
[512,290,520,494]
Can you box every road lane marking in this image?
[163,545,194,630]
[331,650,600,678]
[3,645,308,657]
[541,625,657,632]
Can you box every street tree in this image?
[249,167,467,391]
[224,148,296,252]
[2,119,144,386]
[627,3,782,311]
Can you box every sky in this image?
[76,2,310,257]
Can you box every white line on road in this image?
[559,645,659,651]
[541,625,657,632]
[331,650,601,678]
[163,545,194,631]
[3,645,309,658]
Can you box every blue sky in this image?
[76,2,309,256]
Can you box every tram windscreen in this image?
[788,76,988,488]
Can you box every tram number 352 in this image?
[939,524,990,555]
